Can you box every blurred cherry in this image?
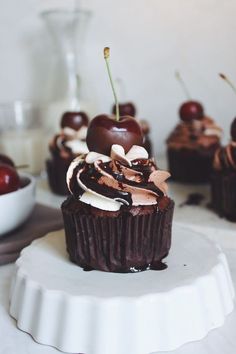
[179,101,204,122]
[0,164,20,195]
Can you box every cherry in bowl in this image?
[0,172,36,236]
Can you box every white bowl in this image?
[0,173,36,236]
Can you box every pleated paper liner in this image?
[62,197,174,272]
[167,146,218,183]
[211,171,236,221]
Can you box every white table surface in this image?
[1,174,236,354]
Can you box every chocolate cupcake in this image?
[211,118,236,221]
[62,48,173,272]
[167,101,222,183]
[46,111,89,195]
[62,140,174,273]
[112,102,153,156]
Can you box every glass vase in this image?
[40,9,91,134]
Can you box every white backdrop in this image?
[0,0,236,155]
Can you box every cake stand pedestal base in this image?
[9,224,234,354]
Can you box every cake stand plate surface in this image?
[9,224,234,354]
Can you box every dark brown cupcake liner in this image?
[167,146,218,183]
[211,171,236,221]
[62,199,174,273]
[46,157,71,196]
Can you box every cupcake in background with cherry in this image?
[166,72,222,183]
[111,86,152,156]
[61,48,174,273]
[211,74,236,221]
[46,110,89,196]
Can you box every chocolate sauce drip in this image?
[100,160,141,185]
[99,160,162,195]
[80,165,132,205]
[149,261,167,271]
[73,159,163,206]
[67,149,169,208]
[83,262,167,273]
[179,193,205,207]
[131,158,156,180]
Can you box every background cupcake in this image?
[166,100,222,183]
[211,118,236,221]
[46,111,89,195]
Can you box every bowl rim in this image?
[0,172,36,200]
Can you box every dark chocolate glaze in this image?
[83,261,167,272]
[80,166,132,205]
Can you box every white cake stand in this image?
[9,224,234,354]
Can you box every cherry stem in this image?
[104,47,120,121]
[175,71,191,100]
[219,73,236,95]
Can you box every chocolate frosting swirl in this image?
[167,116,222,149]
[213,142,236,171]
[66,145,170,211]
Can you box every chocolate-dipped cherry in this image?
[0,164,20,195]
[112,102,136,117]
[0,154,14,167]
[87,114,143,155]
[87,47,143,155]
[61,111,89,130]
[175,71,204,122]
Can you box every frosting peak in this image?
[167,116,222,149]
[67,145,170,211]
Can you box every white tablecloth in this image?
[1,176,236,354]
